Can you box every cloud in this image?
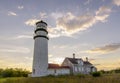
[40,12,47,19]
[15,35,32,39]
[48,27,65,38]
[25,57,32,60]
[88,58,96,61]
[49,57,64,64]
[52,45,68,49]
[50,12,64,19]
[25,19,39,26]
[48,6,111,37]
[48,54,53,58]
[0,47,30,54]
[96,6,111,15]
[25,12,47,26]
[84,0,92,5]
[0,35,32,40]
[8,11,17,16]
[113,0,120,6]
[48,26,73,38]
[18,6,24,9]
[95,6,111,22]
[25,6,111,38]
[98,63,120,70]
[57,13,96,34]
[86,43,120,54]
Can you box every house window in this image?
[79,67,81,72]
[77,60,80,64]
[81,67,84,71]
[54,69,56,73]
[78,60,83,65]
[87,68,90,72]
[75,67,77,72]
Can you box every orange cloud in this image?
[113,0,120,6]
[86,43,120,54]
[25,19,39,26]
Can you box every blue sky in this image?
[0,0,120,71]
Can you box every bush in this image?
[114,68,120,73]
[46,75,55,77]
[0,68,30,78]
[92,72,101,77]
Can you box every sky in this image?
[0,0,120,71]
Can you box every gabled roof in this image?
[48,63,70,69]
[66,57,83,64]
[66,57,92,65]
[84,61,92,65]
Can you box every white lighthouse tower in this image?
[32,20,48,77]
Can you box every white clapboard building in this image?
[62,54,97,74]
[32,20,97,77]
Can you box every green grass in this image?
[0,74,120,83]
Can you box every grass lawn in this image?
[0,74,120,83]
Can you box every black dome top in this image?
[36,20,47,25]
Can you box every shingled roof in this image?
[84,61,92,65]
[66,57,92,65]
[66,57,83,64]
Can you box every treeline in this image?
[0,68,30,78]
[100,68,120,74]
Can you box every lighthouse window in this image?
[37,26,41,29]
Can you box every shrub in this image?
[0,68,30,78]
[46,74,55,77]
[114,68,120,73]
[92,72,101,77]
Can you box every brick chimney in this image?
[73,53,75,59]
[86,57,88,61]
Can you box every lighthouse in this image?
[32,20,48,77]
